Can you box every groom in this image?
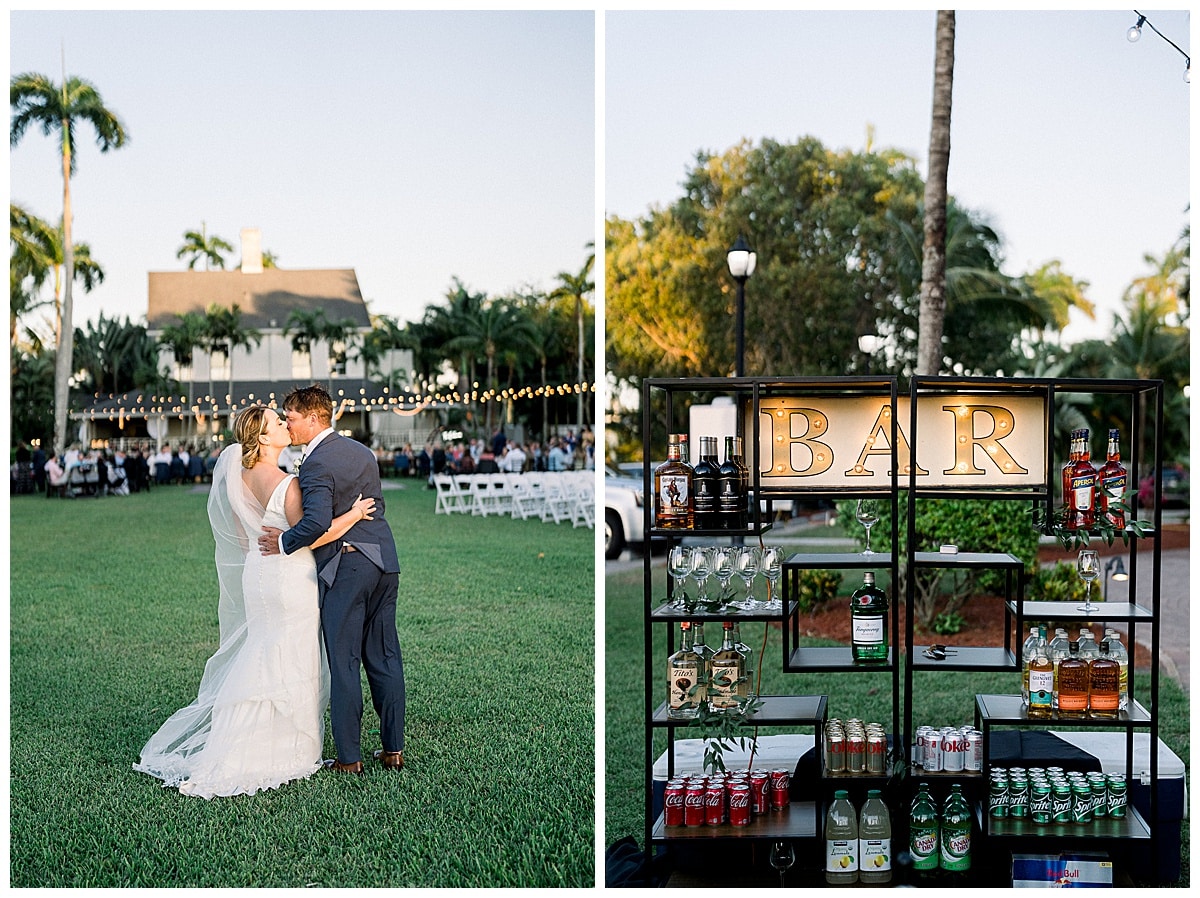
[259,384,405,774]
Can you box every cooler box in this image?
[651,734,814,825]
[1051,731,1186,882]
[1012,852,1113,887]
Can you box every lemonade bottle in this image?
[824,790,859,884]
[858,789,892,885]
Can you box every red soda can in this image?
[770,769,790,809]
[750,772,771,815]
[664,779,686,826]
[728,784,752,826]
[705,784,726,826]
[684,783,706,826]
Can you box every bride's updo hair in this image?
[234,405,277,469]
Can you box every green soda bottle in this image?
[909,783,939,874]
[939,783,971,874]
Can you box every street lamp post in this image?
[726,235,757,377]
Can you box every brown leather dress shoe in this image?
[323,758,364,775]
[373,749,405,770]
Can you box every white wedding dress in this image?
[134,450,329,798]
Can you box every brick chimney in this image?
[240,227,263,274]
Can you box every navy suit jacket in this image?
[281,432,400,586]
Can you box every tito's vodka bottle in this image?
[708,621,745,711]
[1097,429,1128,528]
[666,621,706,719]
[655,434,694,529]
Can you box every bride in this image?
[133,404,374,798]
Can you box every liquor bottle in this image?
[1061,429,1080,509]
[1097,429,1128,528]
[1020,626,1040,706]
[858,789,893,885]
[1089,640,1121,719]
[732,436,751,525]
[909,783,939,877]
[654,434,694,530]
[825,790,859,885]
[730,620,754,700]
[939,784,972,874]
[1065,428,1097,530]
[717,436,746,530]
[1027,626,1054,718]
[691,620,714,669]
[691,437,721,530]
[1048,628,1070,710]
[1103,628,1129,710]
[1057,641,1090,719]
[850,572,888,663]
[707,621,745,712]
[666,621,705,719]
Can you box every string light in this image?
[1127,10,1191,82]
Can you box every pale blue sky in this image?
[10,10,595,331]
[606,8,1191,344]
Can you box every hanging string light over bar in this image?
[1127,9,1191,82]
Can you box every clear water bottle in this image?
[858,789,892,885]
[825,789,859,884]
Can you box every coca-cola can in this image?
[825,730,846,773]
[664,780,686,826]
[769,769,790,809]
[728,783,752,826]
[750,772,771,815]
[684,783,706,826]
[846,733,866,774]
[921,730,942,772]
[940,731,966,772]
[705,784,725,826]
[866,732,888,775]
[965,730,984,772]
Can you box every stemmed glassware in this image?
[856,499,880,555]
[690,546,715,606]
[712,547,736,610]
[734,545,761,611]
[769,840,795,887]
[760,545,784,613]
[667,545,693,611]
[1076,548,1101,613]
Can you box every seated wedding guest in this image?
[501,441,527,473]
[475,449,500,474]
[44,451,69,498]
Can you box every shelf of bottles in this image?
[974,694,1153,729]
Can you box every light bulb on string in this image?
[1127,16,1145,42]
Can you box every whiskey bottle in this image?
[1097,429,1128,528]
[1057,641,1090,718]
[717,436,746,530]
[1065,428,1097,530]
[1089,640,1121,719]
[666,621,706,719]
[691,437,721,530]
[850,572,888,663]
[655,434,694,529]
[1027,626,1054,718]
[708,621,745,712]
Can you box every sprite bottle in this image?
[939,783,971,874]
[910,782,939,875]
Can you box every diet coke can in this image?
[846,733,866,774]
[750,772,771,815]
[940,731,966,772]
[728,783,752,826]
[664,779,686,826]
[921,729,942,772]
[770,769,791,809]
[705,784,726,826]
[684,783,706,826]
[964,730,984,772]
[866,732,888,775]
[825,730,846,773]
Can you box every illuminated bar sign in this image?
[753,394,1046,489]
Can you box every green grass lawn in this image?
[10,483,596,887]
[605,562,1189,887]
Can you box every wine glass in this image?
[734,545,761,611]
[769,840,795,888]
[760,545,784,613]
[712,547,736,611]
[690,546,715,605]
[856,499,880,555]
[667,545,693,611]
[1077,549,1101,613]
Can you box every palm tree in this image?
[916,10,955,375]
[177,222,233,271]
[11,70,128,452]
[283,308,329,381]
[10,203,58,343]
[551,246,595,430]
[159,311,208,440]
[204,303,262,429]
[322,314,361,380]
[443,299,538,433]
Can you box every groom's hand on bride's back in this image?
[259,526,283,555]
